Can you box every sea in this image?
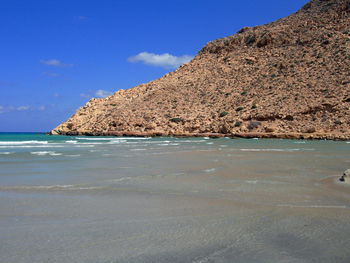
[0,132,349,263]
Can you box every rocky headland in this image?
[51,0,350,140]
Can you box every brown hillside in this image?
[52,0,350,140]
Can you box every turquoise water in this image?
[1,133,350,262]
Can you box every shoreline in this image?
[49,130,350,141]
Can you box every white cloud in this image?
[95,89,113,98]
[16,106,30,111]
[128,52,194,69]
[40,59,73,67]
[80,90,113,99]
[53,93,60,98]
[0,105,32,113]
[38,106,45,111]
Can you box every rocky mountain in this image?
[51,0,350,140]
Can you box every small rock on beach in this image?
[339,169,350,183]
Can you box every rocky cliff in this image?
[52,0,350,140]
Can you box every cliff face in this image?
[52,0,350,139]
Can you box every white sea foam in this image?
[31,151,50,156]
[76,137,151,141]
[180,140,206,143]
[0,145,65,149]
[65,140,78,144]
[81,138,111,141]
[203,168,216,173]
[246,180,258,184]
[50,152,62,156]
[30,151,62,156]
[65,154,81,157]
[107,140,127,144]
[0,140,48,145]
[78,142,106,145]
[130,148,147,151]
[0,152,13,155]
[206,142,214,145]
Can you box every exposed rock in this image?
[339,169,350,182]
[302,127,316,133]
[264,126,275,133]
[247,121,262,131]
[51,0,350,140]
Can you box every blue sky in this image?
[0,0,309,132]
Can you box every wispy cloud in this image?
[0,105,31,114]
[40,59,73,67]
[53,93,61,98]
[128,52,194,69]
[95,89,113,98]
[38,106,45,111]
[16,106,30,111]
[80,89,113,99]
[43,72,60,77]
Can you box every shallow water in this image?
[0,133,349,262]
